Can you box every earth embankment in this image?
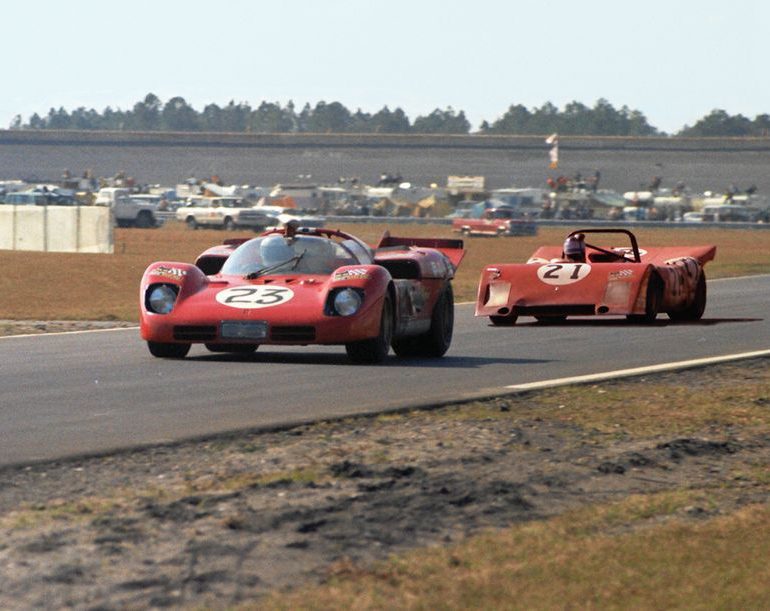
[3,130,770,194]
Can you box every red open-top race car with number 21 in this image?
[475,228,716,325]
[140,223,464,363]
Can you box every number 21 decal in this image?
[216,286,295,309]
[537,263,591,285]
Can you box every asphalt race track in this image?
[1,275,768,467]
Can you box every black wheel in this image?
[224,217,236,231]
[668,272,707,321]
[345,294,393,364]
[204,343,258,353]
[135,211,154,228]
[186,216,198,230]
[534,315,567,324]
[627,274,663,323]
[490,313,518,326]
[392,283,454,358]
[147,341,191,358]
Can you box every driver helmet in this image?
[293,238,336,274]
[259,235,294,266]
[563,233,586,262]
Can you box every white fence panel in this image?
[0,207,15,249]
[0,206,113,253]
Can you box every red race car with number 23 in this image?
[140,223,465,363]
[475,228,716,325]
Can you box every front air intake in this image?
[270,326,316,342]
[174,325,217,341]
[516,305,596,316]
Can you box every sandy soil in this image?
[1,323,767,609]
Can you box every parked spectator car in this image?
[176,197,278,231]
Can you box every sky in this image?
[3,0,768,134]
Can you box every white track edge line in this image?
[0,326,139,340]
[506,349,770,391]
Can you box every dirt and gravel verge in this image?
[0,320,137,336]
[0,323,768,609]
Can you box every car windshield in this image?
[220,235,360,276]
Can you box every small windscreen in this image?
[220,235,360,276]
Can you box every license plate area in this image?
[220,321,268,340]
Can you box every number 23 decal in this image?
[537,263,591,285]
[216,286,295,309]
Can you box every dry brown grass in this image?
[1,222,768,321]
[258,498,770,611]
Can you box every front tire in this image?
[186,216,198,230]
[224,217,236,231]
[346,294,393,364]
[147,341,191,358]
[392,283,454,358]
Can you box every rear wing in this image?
[194,238,249,275]
[644,245,717,266]
[374,231,465,269]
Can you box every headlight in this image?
[333,288,362,316]
[147,284,179,314]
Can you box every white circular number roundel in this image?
[537,263,592,286]
[216,285,294,309]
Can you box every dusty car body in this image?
[140,224,464,363]
[452,206,537,237]
[475,228,715,325]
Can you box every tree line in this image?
[8,93,770,137]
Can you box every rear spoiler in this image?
[374,231,466,269]
[646,245,717,266]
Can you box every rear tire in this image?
[627,274,663,323]
[346,294,393,364]
[668,272,707,321]
[147,341,191,358]
[224,217,236,231]
[393,283,454,358]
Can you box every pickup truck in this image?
[175,197,277,231]
[452,207,537,237]
[94,187,162,228]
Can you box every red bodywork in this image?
[140,226,464,361]
[475,228,716,324]
[452,208,537,237]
